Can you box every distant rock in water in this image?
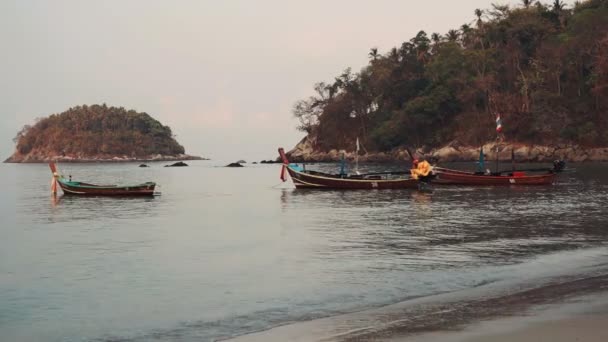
[260,160,279,164]
[4,104,203,163]
[139,164,149,168]
[165,161,188,167]
[226,162,244,167]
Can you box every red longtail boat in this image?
[433,166,558,186]
[277,148,429,190]
[432,146,564,186]
[49,162,156,196]
[432,112,564,186]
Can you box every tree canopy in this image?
[13,104,185,157]
[293,0,608,151]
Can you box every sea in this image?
[1,160,607,341]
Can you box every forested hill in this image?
[293,0,608,153]
[6,104,195,162]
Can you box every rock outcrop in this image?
[165,161,189,167]
[5,153,204,163]
[285,137,608,163]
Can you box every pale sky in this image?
[0,0,570,162]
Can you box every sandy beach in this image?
[400,293,608,342]
[451,315,608,342]
[228,273,608,342]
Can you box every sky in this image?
[0,0,572,162]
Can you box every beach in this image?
[402,293,608,342]
[229,271,608,342]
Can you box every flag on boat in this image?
[495,114,503,133]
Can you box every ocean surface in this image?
[1,160,607,341]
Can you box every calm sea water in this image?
[1,161,607,341]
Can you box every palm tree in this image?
[368,47,379,61]
[474,8,486,50]
[460,24,473,47]
[474,9,484,29]
[431,32,441,45]
[552,0,567,28]
[447,29,460,42]
[522,0,533,8]
[552,0,565,12]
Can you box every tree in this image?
[291,0,608,152]
[552,0,566,12]
[447,29,460,42]
[12,106,185,158]
[293,98,322,133]
[475,8,484,29]
[369,47,379,61]
[431,32,442,45]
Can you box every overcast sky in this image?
[0,0,572,162]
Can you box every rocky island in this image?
[287,0,608,163]
[5,104,203,163]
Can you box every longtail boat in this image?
[433,167,558,186]
[433,147,564,186]
[277,148,431,190]
[430,109,567,187]
[49,162,156,196]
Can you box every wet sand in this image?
[399,294,608,342]
[445,315,608,342]
[228,274,608,342]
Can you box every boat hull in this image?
[58,180,156,196]
[434,168,556,186]
[286,166,420,190]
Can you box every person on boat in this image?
[410,159,433,180]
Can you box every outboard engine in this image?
[553,160,566,173]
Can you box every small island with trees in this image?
[288,0,608,162]
[5,104,203,163]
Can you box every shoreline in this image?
[227,272,608,342]
[286,137,608,163]
[3,154,208,163]
[400,293,608,342]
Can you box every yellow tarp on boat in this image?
[411,160,432,180]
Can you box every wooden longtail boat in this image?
[49,162,156,196]
[433,167,557,186]
[430,113,565,186]
[432,145,564,186]
[277,148,429,190]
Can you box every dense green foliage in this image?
[294,0,608,151]
[14,104,185,157]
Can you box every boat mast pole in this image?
[511,148,515,172]
[495,141,499,175]
[355,137,360,174]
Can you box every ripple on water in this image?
[1,162,608,341]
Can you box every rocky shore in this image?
[286,136,608,163]
[4,152,206,163]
